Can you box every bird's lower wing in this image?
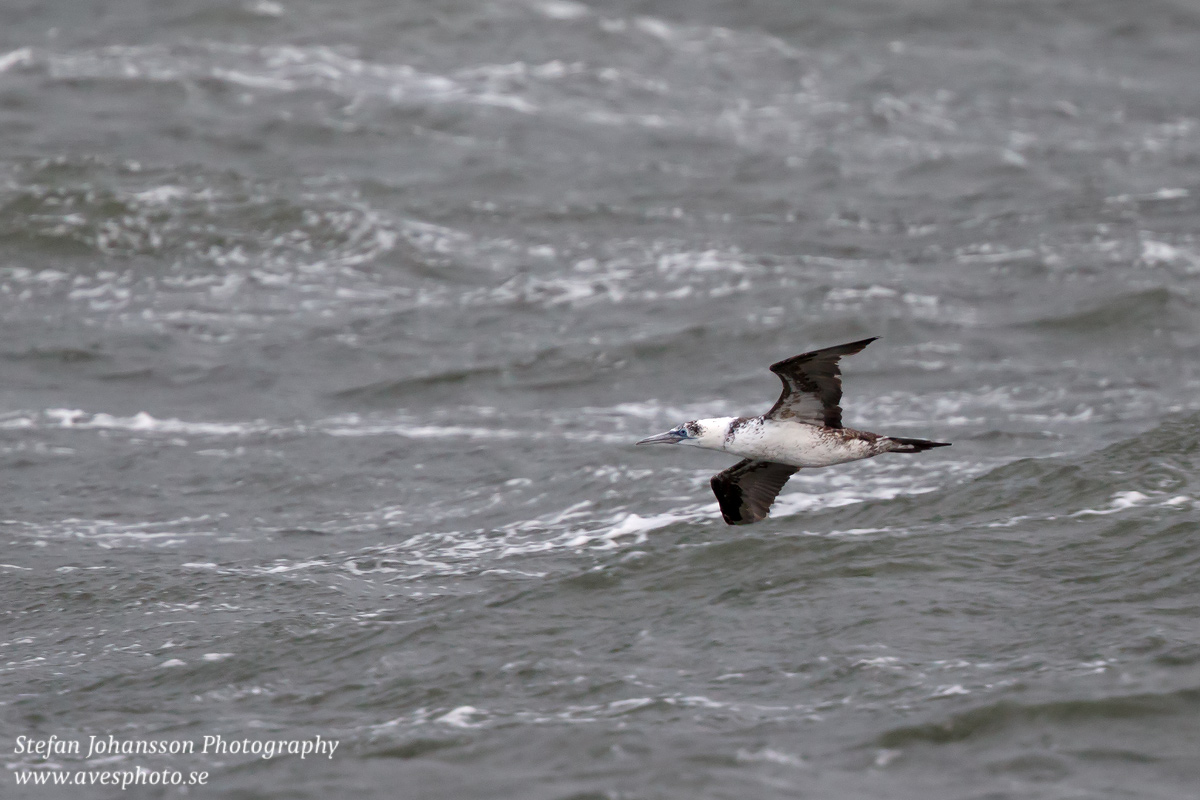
[710,459,799,525]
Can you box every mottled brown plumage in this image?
[765,336,878,427]
[710,459,799,525]
[637,336,949,525]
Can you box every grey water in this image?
[3,1,1200,797]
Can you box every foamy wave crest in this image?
[38,43,538,113]
[38,409,271,436]
[8,515,220,548]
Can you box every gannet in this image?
[636,337,949,525]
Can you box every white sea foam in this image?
[43,43,537,115]
[1070,491,1152,517]
[321,503,702,583]
[564,511,689,548]
[853,656,903,669]
[1139,239,1200,270]
[0,47,33,72]
[771,484,938,519]
[15,407,594,445]
[320,418,525,441]
[436,706,486,728]
[736,748,806,767]
[531,1,591,21]
[8,516,220,549]
[605,697,656,714]
[21,23,825,165]
[1070,491,1195,517]
[856,383,1158,431]
[1107,187,1189,204]
[826,285,897,303]
[43,409,267,436]
[245,0,285,17]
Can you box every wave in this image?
[829,410,1200,530]
[877,685,1200,748]
[4,27,807,142]
[1020,287,1182,334]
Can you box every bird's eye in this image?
[676,428,688,437]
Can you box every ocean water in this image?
[3,1,1200,797]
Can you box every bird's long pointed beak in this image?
[636,430,684,445]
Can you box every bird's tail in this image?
[885,436,951,453]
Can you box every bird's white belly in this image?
[724,419,873,467]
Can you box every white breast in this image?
[724,418,874,467]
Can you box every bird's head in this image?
[636,417,733,451]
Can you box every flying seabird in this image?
[636,337,949,525]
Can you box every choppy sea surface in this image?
[3,1,1200,797]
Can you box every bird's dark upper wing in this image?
[764,337,877,427]
[710,459,799,525]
